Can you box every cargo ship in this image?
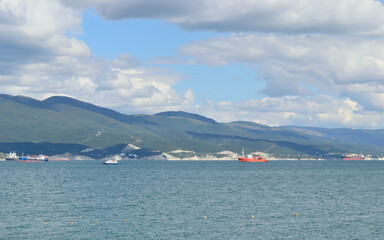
[342,153,364,161]
[238,149,268,162]
[19,154,48,162]
[5,151,19,161]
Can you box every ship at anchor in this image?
[342,153,365,161]
[238,149,268,162]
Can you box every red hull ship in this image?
[342,153,364,161]
[238,150,268,162]
[238,157,268,162]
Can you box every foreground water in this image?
[1,160,384,239]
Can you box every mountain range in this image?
[0,94,383,160]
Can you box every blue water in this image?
[1,160,384,239]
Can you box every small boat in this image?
[103,159,119,165]
[238,149,268,162]
[19,154,48,162]
[6,151,19,161]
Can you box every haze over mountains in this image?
[0,94,383,160]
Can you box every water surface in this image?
[1,160,384,239]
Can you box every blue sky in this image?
[2,0,384,128]
[79,9,225,60]
[78,9,262,105]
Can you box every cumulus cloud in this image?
[103,63,194,112]
[0,0,89,74]
[180,33,384,110]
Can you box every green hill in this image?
[0,94,383,159]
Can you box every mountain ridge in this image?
[0,94,383,159]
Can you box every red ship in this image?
[342,153,364,161]
[238,150,268,162]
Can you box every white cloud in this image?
[180,33,384,111]
[0,0,90,74]
[102,63,194,112]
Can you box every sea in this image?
[1,160,384,239]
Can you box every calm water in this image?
[1,160,384,239]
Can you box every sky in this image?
[1,0,384,128]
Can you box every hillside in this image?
[0,94,383,159]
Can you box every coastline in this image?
[2,151,384,161]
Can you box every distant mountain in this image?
[0,94,383,159]
[281,126,384,147]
